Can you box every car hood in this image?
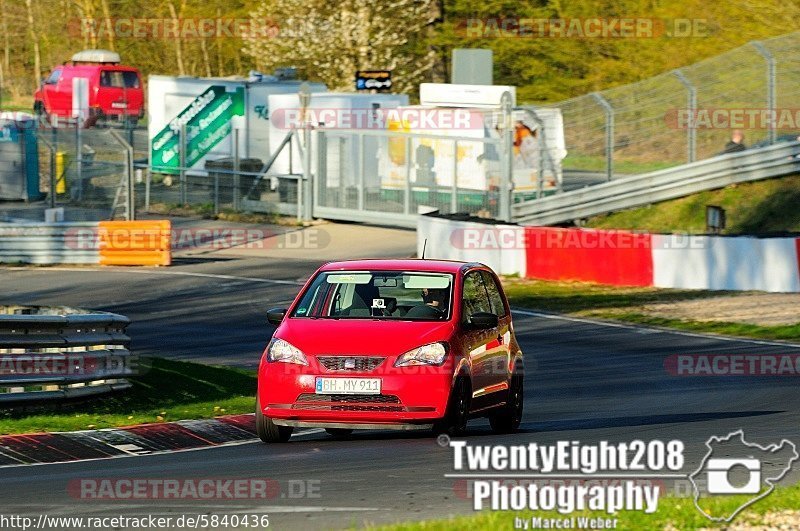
[276,318,456,357]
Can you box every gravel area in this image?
[641,294,800,327]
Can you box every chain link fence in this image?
[551,32,800,185]
[33,123,147,221]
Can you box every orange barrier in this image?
[98,220,171,266]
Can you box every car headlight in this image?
[394,342,448,367]
[267,338,308,366]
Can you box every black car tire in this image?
[489,371,524,434]
[256,396,293,443]
[434,376,471,436]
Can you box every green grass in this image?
[563,154,678,174]
[371,483,800,530]
[0,358,257,435]
[502,279,723,314]
[586,174,800,234]
[502,278,800,342]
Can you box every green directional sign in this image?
[151,86,245,174]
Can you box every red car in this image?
[34,50,144,126]
[256,259,525,442]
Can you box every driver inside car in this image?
[405,287,449,319]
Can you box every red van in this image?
[34,50,144,126]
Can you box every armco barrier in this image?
[0,220,171,266]
[0,305,134,402]
[417,215,800,293]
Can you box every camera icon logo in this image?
[689,430,798,522]
[705,458,761,494]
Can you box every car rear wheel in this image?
[489,372,524,434]
[255,396,293,443]
[434,376,471,436]
[325,428,353,439]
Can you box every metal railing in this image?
[0,306,134,402]
[0,222,100,264]
[547,32,800,186]
[513,141,800,225]
[314,128,508,228]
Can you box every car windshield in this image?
[292,271,453,321]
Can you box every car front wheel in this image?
[255,396,293,443]
[434,376,471,436]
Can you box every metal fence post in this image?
[673,69,697,163]
[233,128,240,211]
[499,91,514,222]
[451,140,459,213]
[37,136,56,208]
[591,92,614,181]
[403,137,411,215]
[145,168,151,212]
[303,125,313,221]
[179,123,187,204]
[75,123,83,200]
[315,130,326,211]
[536,130,545,199]
[752,41,776,145]
[357,133,365,212]
[109,129,135,220]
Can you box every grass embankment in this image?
[372,483,800,530]
[0,358,256,435]
[563,154,678,175]
[502,278,800,342]
[585,174,800,234]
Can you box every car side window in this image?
[481,271,507,318]
[45,69,61,84]
[461,271,491,323]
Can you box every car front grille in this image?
[317,356,385,372]
[294,393,403,412]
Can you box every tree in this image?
[24,0,41,88]
[243,0,439,94]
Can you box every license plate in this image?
[111,102,127,109]
[315,377,381,395]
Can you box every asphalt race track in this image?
[2,259,800,529]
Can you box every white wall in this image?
[653,235,800,292]
[416,216,526,276]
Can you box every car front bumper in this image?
[258,361,454,427]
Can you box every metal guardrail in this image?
[0,222,100,264]
[0,306,134,402]
[513,141,800,226]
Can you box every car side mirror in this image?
[467,312,498,330]
[266,308,288,326]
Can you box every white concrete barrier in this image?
[417,215,800,293]
[653,235,800,292]
[416,216,526,276]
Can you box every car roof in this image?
[318,259,483,274]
